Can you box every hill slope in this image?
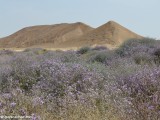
[0,22,93,48]
[0,21,143,49]
[61,21,142,48]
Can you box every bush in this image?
[0,49,14,55]
[92,46,108,51]
[117,67,160,120]
[77,46,91,54]
[56,50,81,63]
[89,50,117,64]
[154,48,160,57]
[133,52,153,65]
[23,48,47,55]
[90,53,107,63]
[116,38,158,57]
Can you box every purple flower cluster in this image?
[31,60,105,111]
[118,66,160,119]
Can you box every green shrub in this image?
[133,53,152,65]
[154,48,160,57]
[154,48,160,65]
[89,51,108,63]
[77,46,91,54]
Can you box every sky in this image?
[0,0,160,38]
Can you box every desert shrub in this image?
[34,60,104,98]
[153,48,160,65]
[0,89,43,119]
[89,50,117,64]
[117,66,160,120]
[29,60,118,116]
[0,49,14,55]
[0,87,120,120]
[37,50,82,64]
[23,48,47,55]
[115,38,141,56]
[0,66,13,91]
[92,46,108,51]
[107,57,140,80]
[77,46,91,54]
[0,54,13,66]
[79,50,99,62]
[138,37,157,45]
[0,54,14,92]
[116,38,159,57]
[7,54,41,91]
[90,52,107,63]
[133,52,153,65]
[154,48,160,57]
[56,50,81,63]
[39,50,60,60]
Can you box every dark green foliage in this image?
[77,46,91,54]
[92,46,108,51]
[153,48,160,65]
[154,48,160,57]
[89,51,107,63]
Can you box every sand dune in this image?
[0,21,143,49]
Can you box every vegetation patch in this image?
[0,38,160,119]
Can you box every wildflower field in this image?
[0,38,160,120]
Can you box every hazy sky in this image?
[0,0,160,38]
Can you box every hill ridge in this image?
[0,21,143,49]
[61,21,142,48]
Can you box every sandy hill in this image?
[61,21,143,48]
[0,22,93,48]
[0,21,143,49]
